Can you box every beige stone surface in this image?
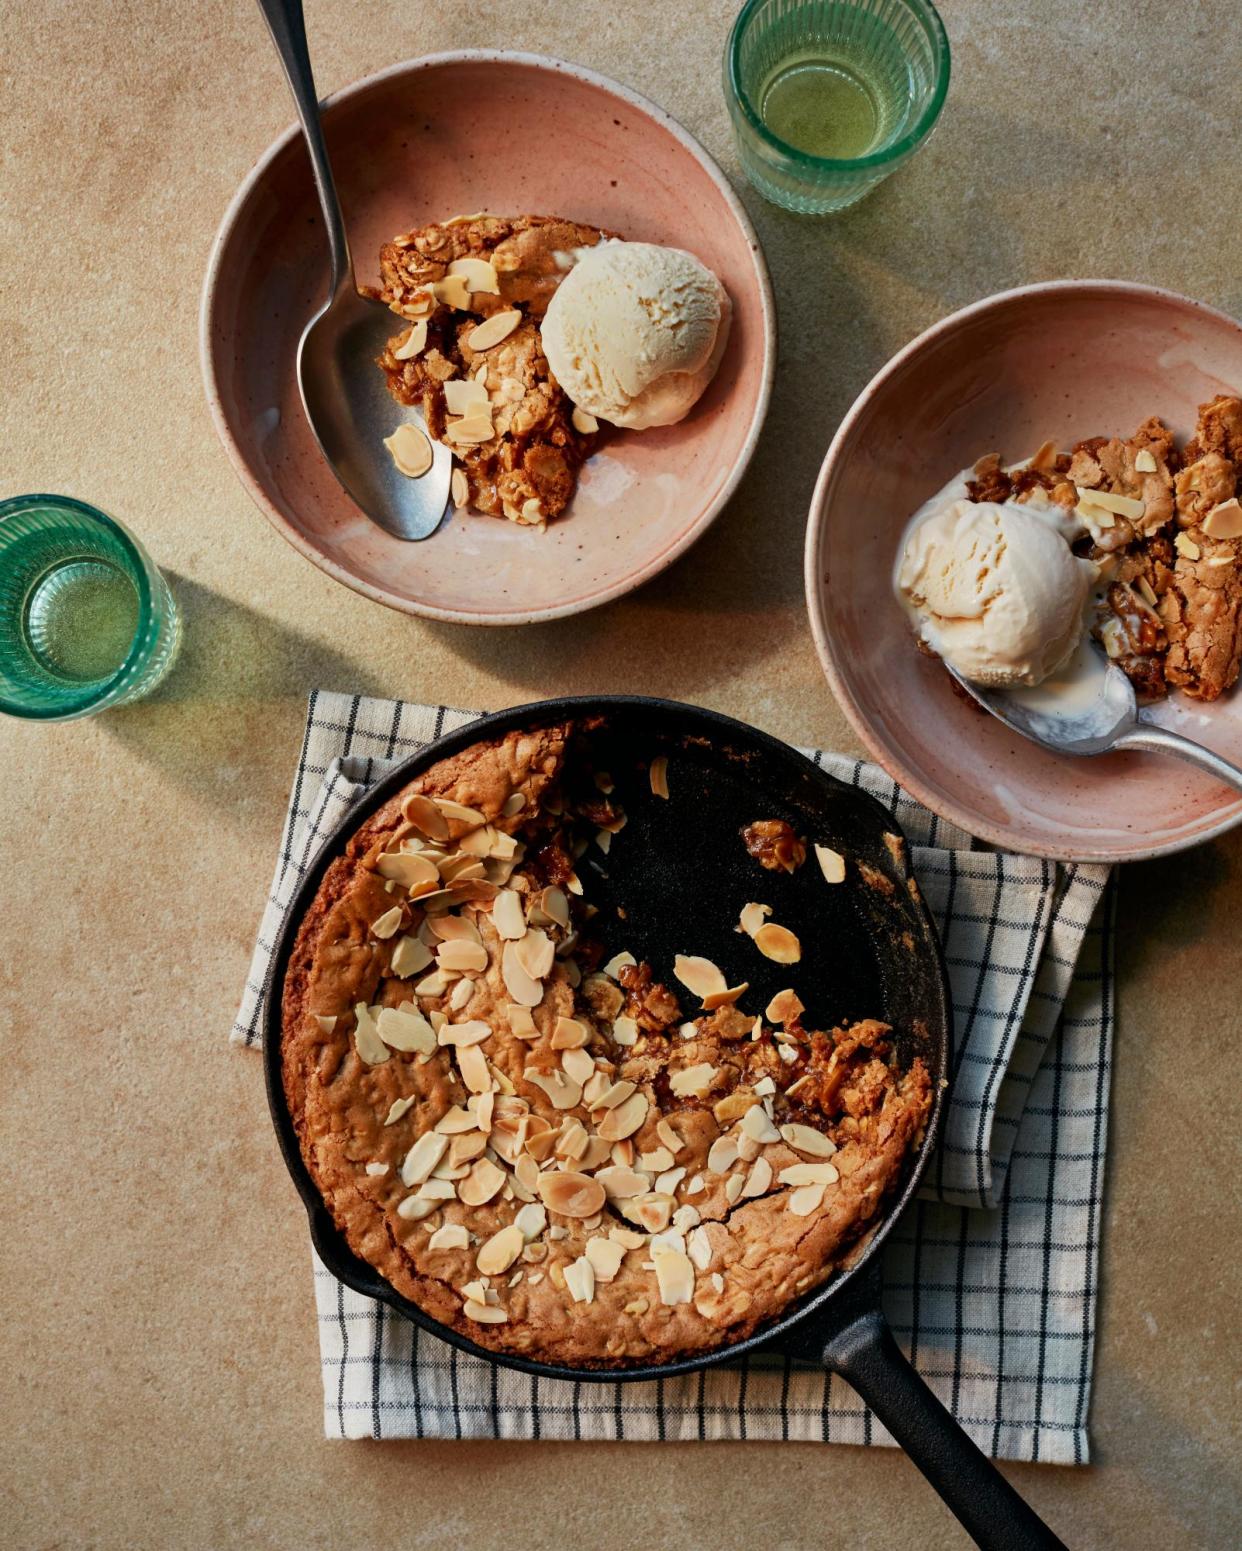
[2,0,1241,1546]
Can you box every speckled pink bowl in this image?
[201,52,774,624]
[805,280,1242,862]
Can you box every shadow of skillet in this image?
[432,215,887,695]
[1115,834,1237,967]
[104,573,387,818]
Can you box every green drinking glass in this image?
[725,0,950,214]
[0,494,181,721]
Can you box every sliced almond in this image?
[738,902,772,937]
[593,1080,637,1112]
[476,1224,524,1276]
[524,1068,581,1110]
[740,1104,781,1144]
[456,1043,491,1095]
[539,1170,606,1218]
[376,1004,436,1054]
[602,951,636,980]
[571,406,599,434]
[443,377,491,417]
[502,940,543,1007]
[765,989,804,1027]
[390,934,433,979]
[687,1225,713,1270]
[376,849,441,891]
[814,844,847,884]
[701,981,748,1011]
[560,1045,595,1088]
[351,1004,390,1066]
[780,1123,838,1158]
[462,1299,508,1324]
[435,939,487,975]
[438,1018,490,1047]
[384,1096,417,1127]
[673,954,728,1002]
[449,1132,488,1165]
[401,794,451,841]
[651,1243,694,1305]
[596,1090,649,1141]
[450,467,471,509]
[370,906,404,940]
[383,423,434,479]
[492,890,526,940]
[313,1013,338,1034]
[612,1016,638,1047]
[1203,498,1242,540]
[445,414,494,445]
[787,1182,826,1216]
[433,1105,477,1135]
[447,255,500,295]
[753,923,802,964]
[432,274,472,309]
[458,1157,506,1207]
[740,1156,773,1198]
[584,1236,626,1281]
[649,755,670,799]
[515,929,555,981]
[594,1166,649,1200]
[393,320,428,360]
[552,1016,590,1049]
[638,1145,675,1173]
[707,1137,739,1173]
[515,1202,547,1240]
[1074,485,1145,520]
[1134,447,1158,474]
[1175,532,1202,561]
[396,1196,439,1221]
[364,1161,389,1178]
[467,310,521,351]
[564,1255,596,1303]
[534,886,570,930]
[778,1161,840,1187]
[1136,576,1160,608]
[428,1223,469,1251]
[669,1063,718,1099]
[400,1132,449,1188]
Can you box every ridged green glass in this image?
[0,495,180,721]
[725,0,950,214]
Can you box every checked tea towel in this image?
[233,692,1114,1463]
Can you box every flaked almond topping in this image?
[1030,439,1059,471]
[384,1096,417,1127]
[713,1090,755,1124]
[1204,497,1242,540]
[780,1122,838,1158]
[669,1062,718,1099]
[595,829,612,855]
[445,414,494,445]
[639,1145,675,1173]
[778,1161,840,1187]
[427,1223,469,1251]
[1175,532,1202,561]
[656,1118,682,1153]
[738,902,772,937]
[456,1043,492,1094]
[438,1018,490,1048]
[687,1225,713,1270]
[595,1165,649,1199]
[560,1045,596,1088]
[443,377,491,417]
[447,255,501,295]
[396,1196,439,1221]
[554,1117,590,1161]
[364,1162,389,1178]
[462,1299,508,1324]
[1136,576,1160,608]
[467,310,521,351]
[515,1202,547,1241]
[449,1132,488,1166]
[1134,447,1158,473]
[571,405,600,434]
[593,1079,637,1111]
[552,1015,590,1049]
[490,889,526,941]
[703,981,749,1011]
[508,1005,538,1039]
[393,320,428,360]
[448,978,473,1012]
[753,1077,776,1099]
[584,1236,626,1281]
[649,755,670,799]
[433,1105,476,1135]
[612,1015,638,1047]
[432,273,472,309]
[740,1103,781,1144]
[502,941,543,1007]
[623,1194,673,1233]
[814,844,847,884]
[652,1242,694,1305]
[602,951,636,980]
[1075,485,1145,520]
[458,1157,506,1207]
[1077,500,1116,531]
[753,923,802,964]
[418,1178,456,1200]
[515,928,555,981]
[673,954,728,1002]
[519,497,545,525]
[564,1256,596,1303]
[476,1224,524,1276]
[376,1004,436,1054]
[402,793,452,841]
[436,939,488,974]
[539,1169,607,1218]
[684,1174,705,1196]
[724,1173,744,1205]
[370,905,404,940]
[765,989,804,1027]
[450,467,470,509]
[655,1165,686,1195]
[460,1279,489,1305]
[435,799,488,829]
[351,1004,390,1066]
[376,848,441,891]
[524,1068,582,1110]
[401,1132,449,1188]
[314,1013,338,1034]
[383,423,434,479]
[787,1182,826,1216]
[707,1136,739,1173]
[596,1089,649,1141]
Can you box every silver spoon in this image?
[949,640,1242,792]
[256,0,451,540]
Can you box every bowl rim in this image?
[803,276,1242,863]
[199,49,777,627]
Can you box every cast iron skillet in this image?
[264,697,1065,1550]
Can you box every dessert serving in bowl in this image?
[201,52,774,624]
[805,280,1242,862]
[265,697,1061,1549]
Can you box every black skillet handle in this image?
[823,1309,1068,1551]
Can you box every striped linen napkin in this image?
[232,692,1114,1463]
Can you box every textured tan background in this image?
[3,0,1241,1546]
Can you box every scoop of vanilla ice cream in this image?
[897,497,1097,687]
[541,240,730,430]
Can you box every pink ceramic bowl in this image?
[201,52,775,625]
[805,280,1242,862]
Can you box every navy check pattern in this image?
[232,693,1114,1462]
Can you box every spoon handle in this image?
[1116,722,1242,794]
[254,0,352,296]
